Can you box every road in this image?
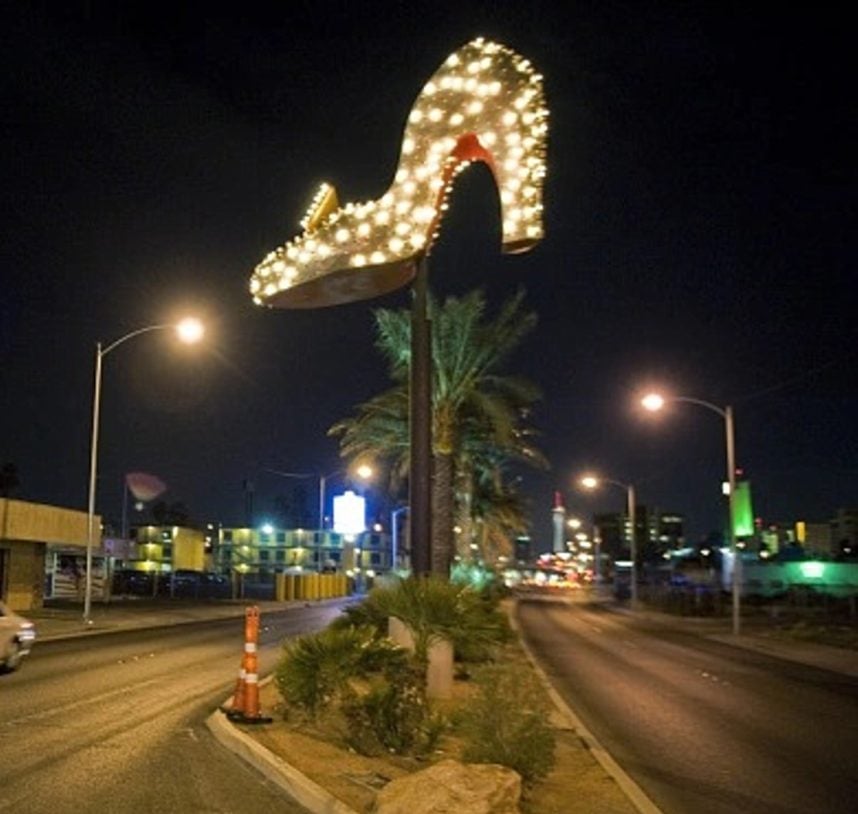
[0,602,346,814]
[516,595,858,814]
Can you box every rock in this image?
[374,759,521,814]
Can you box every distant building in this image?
[594,506,684,563]
[129,525,207,573]
[0,498,94,610]
[794,520,833,558]
[215,525,392,577]
[760,510,857,560]
[514,535,534,563]
[831,508,858,557]
[649,510,685,554]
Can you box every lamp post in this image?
[641,392,740,635]
[83,317,204,625]
[580,475,637,608]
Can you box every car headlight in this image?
[19,623,36,642]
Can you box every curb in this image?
[206,680,358,814]
[509,598,664,814]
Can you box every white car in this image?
[0,601,36,673]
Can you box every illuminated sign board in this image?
[333,490,366,535]
[732,480,755,538]
[250,37,548,309]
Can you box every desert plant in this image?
[457,661,556,783]
[328,594,390,637]
[340,659,444,757]
[368,576,510,674]
[274,625,407,717]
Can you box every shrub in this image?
[340,660,444,757]
[328,596,389,637]
[369,576,511,671]
[330,577,512,669]
[457,661,556,783]
[274,625,407,717]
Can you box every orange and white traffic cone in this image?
[227,664,247,717]
[225,606,271,723]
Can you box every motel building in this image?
[0,498,99,611]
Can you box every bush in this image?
[368,576,511,670]
[328,595,389,637]
[454,587,513,664]
[330,577,512,669]
[274,625,407,717]
[457,661,555,783]
[340,660,445,757]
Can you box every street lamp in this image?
[84,317,204,625]
[641,391,740,635]
[580,474,637,607]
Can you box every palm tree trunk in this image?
[431,451,454,576]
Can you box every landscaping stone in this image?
[374,758,522,814]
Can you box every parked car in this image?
[112,569,154,596]
[0,601,36,673]
[169,571,231,599]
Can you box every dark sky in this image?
[2,1,855,547]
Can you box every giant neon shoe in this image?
[250,38,548,309]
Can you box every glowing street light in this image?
[84,317,204,625]
[580,474,637,607]
[641,391,740,635]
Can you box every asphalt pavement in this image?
[21,591,858,814]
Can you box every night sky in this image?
[2,2,855,548]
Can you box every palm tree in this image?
[330,288,547,575]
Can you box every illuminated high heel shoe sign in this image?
[250,38,548,309]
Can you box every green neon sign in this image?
[733,480,754,538]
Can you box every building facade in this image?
[0,498,95,610]
[594,506,685,565]
[215,525,392,577]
